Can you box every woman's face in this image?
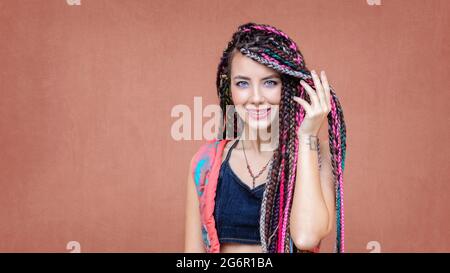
[230,50,281,132]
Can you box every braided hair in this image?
[215,22,347,253]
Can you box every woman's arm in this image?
[290,125,336,251]
[184,156,206,253]
[291,70,336,251]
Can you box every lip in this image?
[246,108,271,121]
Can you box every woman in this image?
[184,22,347,253]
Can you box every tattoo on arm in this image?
[300,134,323,168]
[307,135,322,168]
[306,135,319,151]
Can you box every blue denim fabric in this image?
[213,139,266,245]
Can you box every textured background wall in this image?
[0,0,448,252]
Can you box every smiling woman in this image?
[184,22,347,253]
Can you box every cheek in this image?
[230,89,248,105]
[265,87,282,104]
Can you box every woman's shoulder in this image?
[190,138,226,174]
[190,138,229,195]
[192,139,221,161]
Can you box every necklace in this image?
[241,139,273,189]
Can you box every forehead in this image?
[231,50,278,78]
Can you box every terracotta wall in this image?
[0,0,448,252]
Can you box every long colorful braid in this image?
[215,22,347,253]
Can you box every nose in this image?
[249,85,264,105]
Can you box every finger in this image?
[320,70,331,111]
[311,70,327,111]
[300,80,319,108]
[326,89,332,113]
[293,96,312,115]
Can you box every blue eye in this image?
[236,81,249,88]
[265,80,278,87]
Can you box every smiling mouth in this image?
[246,108,271,120]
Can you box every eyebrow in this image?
[233,74,280,80]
